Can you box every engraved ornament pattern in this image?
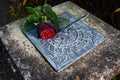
[25,12,106,71]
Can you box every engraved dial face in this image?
[26,12,106,71]
[39,20,105,70]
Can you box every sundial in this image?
[24,12,106,72]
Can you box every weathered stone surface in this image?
[0,1,120,80]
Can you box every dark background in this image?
[0,0,120,80]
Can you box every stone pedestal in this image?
[0,1,120,80]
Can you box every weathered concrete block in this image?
[0,1,120,80]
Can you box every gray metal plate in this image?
[24,12,106,72]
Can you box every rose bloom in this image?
[37,23,56,40]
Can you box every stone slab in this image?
[0,1,120,80]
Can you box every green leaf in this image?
[52,19,60,31]
[42,4,57,20]
[23,4,69,32]
[43,4,52,11]
[41,16,47,23]
[58,17,69,23]
[26,7,35,14]
[34,6,43,17]
[26,14,40,23]
[22,22,37,31]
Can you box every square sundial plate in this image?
[24,12,106,72]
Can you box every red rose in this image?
[37,23,56,40]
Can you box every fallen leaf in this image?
[74,75,80,80]
[114,8,120,13]
[23,0,27,6]
[18,2,22,8]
